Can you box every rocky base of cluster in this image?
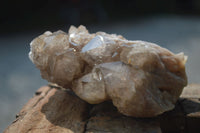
[4,84,200,133]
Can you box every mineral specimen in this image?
[29,25,187,117]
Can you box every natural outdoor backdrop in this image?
[1,0,200,132]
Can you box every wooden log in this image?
[4,86,89,133]
[4,84,200,133]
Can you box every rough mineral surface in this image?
[29,25,187,117]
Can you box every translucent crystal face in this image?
[29,25,187,117]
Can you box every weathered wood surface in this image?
[4,84,200,133]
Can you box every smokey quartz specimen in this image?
[29,25,187,117]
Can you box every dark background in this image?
[1,0,200,132]
[1,0,200,34]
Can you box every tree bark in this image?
[4,84,200,133]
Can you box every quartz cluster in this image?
[29,25,187,117]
